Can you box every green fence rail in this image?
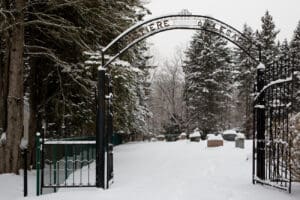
[36,133,97,195]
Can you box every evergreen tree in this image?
[290,21,300,112]
[183,19,233,136]
[256,11,280,64]
[234,24,257,138]
[0,0,151,172]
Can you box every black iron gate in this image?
[96,68,114,189]
[253,56,295,192]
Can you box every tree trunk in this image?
[0,3,11,175]
[1,0,25,174]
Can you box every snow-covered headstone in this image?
[178,132,187,140]
[189,128,201,142]
[235,133,245,149]
[207,134,223,147]
[222,129,237,141]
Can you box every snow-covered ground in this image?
[1,140,300,200]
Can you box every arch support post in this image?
[96,64,106,188]
[256,62,266,181]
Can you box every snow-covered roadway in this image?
[1,140,299,200]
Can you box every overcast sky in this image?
[144,0,300,61]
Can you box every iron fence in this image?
[36,134,97,195]
[253,56,294,192]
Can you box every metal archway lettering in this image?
[101,12,260,68]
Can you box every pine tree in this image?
[290,21,300,112]
[234,24,257,138]
[256,11,280,64]
[183,19,233,136]
[0,0,151,172]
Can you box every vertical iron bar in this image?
[36,132,41,196]
[65,144,67,186]
[73,145,75,186]
[289,55,295,193]
[80,144,83,186]
[96,50,106,188]
[23,150,28,197]
[256,46,266,181]
[106,74,114,187]
[57,160,60,187]
[41,131,45,195]
[86,145,90,185]
[53,144,57,192]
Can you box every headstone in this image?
[207,134,223,147]
[235,133,245,149]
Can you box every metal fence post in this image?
[256,46,266,181]
[96,61,106,188]
[36,132,41,196]
[106,74,114,188]
[22,149,28,197]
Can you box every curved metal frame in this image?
[96,13,262,189]
[101,14,260,68]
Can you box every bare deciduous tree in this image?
[148,48,186,135]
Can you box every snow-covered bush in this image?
[189,128,201,138]
[189,128,201,142]
[290,113,300,181]
[222,130,237,141]
[178,132,187,140]
[235,133,245,140]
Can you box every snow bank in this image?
[1,141,300,200]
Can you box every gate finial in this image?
[178,9,192,15]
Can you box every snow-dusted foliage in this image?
[84,43,153,138]
[233,24,257,138]
[290,21,300,113]
[183,19,233,135]
[290,113,300,181]
[9,0,152,138]
[256,11,280,64]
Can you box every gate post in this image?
[106,74,114,187]
[96,59,106,188]
[256,48,266,180]
[36,132,41,196]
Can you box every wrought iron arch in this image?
[96,12,266,190]
[101,13,260,68]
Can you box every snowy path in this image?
[1,140,300,200]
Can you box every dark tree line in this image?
[0,0,151,173]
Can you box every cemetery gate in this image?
[253,55,296,193]
[36,10,297,195]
